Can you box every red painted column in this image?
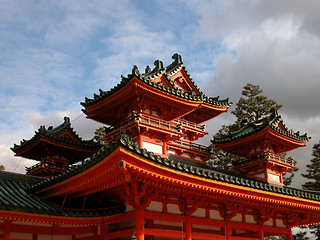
[162,142,167,155]
[225,220,231,240]
[3,221,10,240]
[286,228,293,240]
[184,215,192,240]
[138,135,143,148]
[135,209,145,240]
[259,225,264,240]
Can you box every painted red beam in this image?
[144,228,185,238]
[104,229,132,239]
[0,223,96,235]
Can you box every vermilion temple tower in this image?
[82,53,231,164]
[214,109,310,185]
[1,54,319,240]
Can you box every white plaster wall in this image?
[167,203,182,214]
[168,150,176,155]
[210,210,224,220]
[181,153,189,158]
[246,215,256,224]
[231,213,242,222]
[146,201,162,212]
[10,232,32,239]
[125,204,134,212]
[142,141,163,154]
[276,219,286,228]
[192,208,205,218]
[268,173,280,183]
[264,218,273,226]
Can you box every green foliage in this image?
[293,231,309,240]
[302,141,320,238]
[302,141,320,190]
[0,165,4,171]
[265,235,286,240]
[210,123,240,171]
[211,83,282,171]
[94,127,107,145]
[232,83,282,124]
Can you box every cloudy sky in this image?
[1,0,320,187]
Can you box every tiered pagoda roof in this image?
[11,117,100,163]
[0,171,124,219]
[213,109,310,156]
[81,54,231,125]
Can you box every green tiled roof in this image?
[28,131,320,202]
[11,117,100,154]
[81,54,231,109]
[0,171,124,217]
[213,109,310,144]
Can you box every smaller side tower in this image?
[11,117,100,178]
[213,109,310,185]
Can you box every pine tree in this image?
[293,231,310,240]
[302,142,320,190]
[302,141,320,239]
[210,83,282,171]
[231,83,282,124]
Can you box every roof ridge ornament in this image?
[153,60,164,71]
[145,65,151,74]
[172,53,183,65]
[132,65,140,76]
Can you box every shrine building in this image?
[1,54,320,240]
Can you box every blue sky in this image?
[1,0,320,187]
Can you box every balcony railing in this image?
[168,140,211,153]
[105,113,206,134]
[173,118,206,132]
[26,161,69,173]
[233,152,295,167]
[138,114,180,132]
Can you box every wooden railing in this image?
[168,140,210,153]
[106,113,206,133]
[26,161,69,173]
[138,114,180,131]
[233,152,295,167]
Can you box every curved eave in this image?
[185,102,230,124]
[215,126,308,155]
[0,209,123,226]
[33,147,125,199]
[83,76,230,124]
[12,134,99,160]
[82,74,231,123]
[120,148,320,212]
[33,141,320,210]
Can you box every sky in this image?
[1,0,320,188]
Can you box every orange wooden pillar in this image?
[184,215,192,240]
[162,142,167,155]
[259,225,264,240]
[286,228,293,240]
[3,221,10,240]
[135,209,145,240]
[225,220,231,240]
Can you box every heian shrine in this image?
[1,53,320,240]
